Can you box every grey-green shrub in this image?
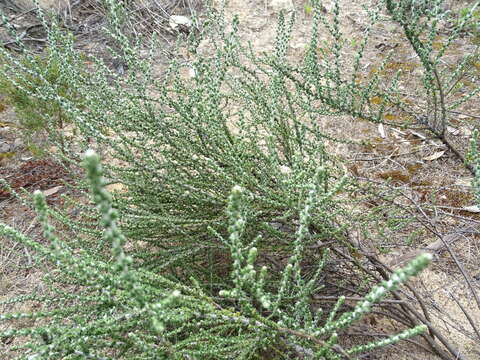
[1,0,478,276]
[0,0,478,357]
[0,150,430,359]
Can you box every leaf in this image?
[447,126,460,136]
[455,177,473,187]
[43,186,62,197]
[106,183,128,193]
[460,127,472,136]
[378,124,387,138]
[279,165,292,175]
[0,121,17,128]
[462,205,480,213]
[423,151,445,161]
[0,152,15,159]
[169,16,192,30]
[410,130,426,140]
[432,41,443,50]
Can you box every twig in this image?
[446,289,480,342]
[366,254,467,360]
[448,110,480,120]
[325,235,466,360]
[433,68,447,136]
[326,246,448,359]
[312,295,406,304]
[277,327,354,359]
[0,7,36,27]
[405,197,480,311]
[344,330,436,355]
[3,37,47,47]
[387,225,478,268]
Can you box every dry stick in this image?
[301,238,442,357]
[431,68,475,174]
[326,242,463,360]
[415,114,476,174]
[424,228,480,314]
[334,225,435,339]
[313,296,406,304]
[367,249,469,360]
[355,177,480,308]
[277,327,354,360]
[437,208,480,223]
[387,225,478,268]
[0,7,36,26]
[327,245,446,358]
[447,289,480,342]
[209,296,353,358]
[213,310,353,359]
[433,68,447,137]
[354,177,480,347]
[370,309,419,329]
[448,110,480,120]
[347,209,461,354]
[403,193,480,311]
[342,116,477,358]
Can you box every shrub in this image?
[0,150,430,359]
[0,33,86,156]
[1,0,478,273]
[0,0,478,358]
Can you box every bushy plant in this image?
[0,33,86,156]
[457,5,480,41]
[1,1,356,283]
[0,0,478,357]
[1,0,478,273]
[0,151,430,359]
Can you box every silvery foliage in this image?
[0,150,430,359]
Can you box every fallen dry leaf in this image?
[462,205,480,213]
[423,150,445,161]
[409,130,426,140]
[447,126,460,136]
[42,186,62,197]
[455,178,473,187]
[378,123,387,138]
[169,15,192,30]
[461,127,472,136]
[106,183,128,193]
